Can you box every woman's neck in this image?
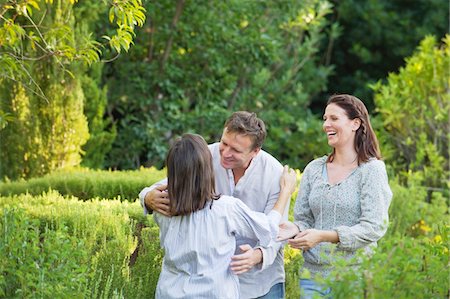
[332,149,358,167]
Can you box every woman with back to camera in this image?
[153,133,297,299]
[278,94,392,298]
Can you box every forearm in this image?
[139,187,154,214]
[272,189,291,215]
[320,230,339,243]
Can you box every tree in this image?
[104,0,336,170]
[0,0,145,179]
[321,0,448,109]
[373,35,449,198]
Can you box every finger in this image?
[231,253,250,261]
[288,239,303,246]
[233,269,250,275]
[230,259,248,267]
[155,184,168,191]
[297,231,307,238]
[238,244,252,253]
[279,222,288,229]
[231,265,251,274]
[155,207,171,217]
[156,197,170,205]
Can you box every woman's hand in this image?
[280,165,297,195]
[277,221,300,241]
[288,229,323,251]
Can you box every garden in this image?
[0,0,448,298]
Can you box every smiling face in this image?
[219,128,260,171]
[323,103,361,149]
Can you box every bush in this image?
[0,167,165,201]
[373,35,449,199]
[0,191,163,298]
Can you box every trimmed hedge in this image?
[0,167,165,201]
[0,191,162,298]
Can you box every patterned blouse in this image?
[293,156,392,278]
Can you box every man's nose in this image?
[222,146,231,157]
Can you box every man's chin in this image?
[220,160,233,169]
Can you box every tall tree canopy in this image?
[0,0,145,179]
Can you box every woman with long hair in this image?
[278,94,392,298]
[154,133,297,298]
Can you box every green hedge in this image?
[0,167,165,201]
[0,191,162,298]
[1,172,448,298]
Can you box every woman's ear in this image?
[352,118,361,131]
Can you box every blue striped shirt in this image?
[154,196,281,299]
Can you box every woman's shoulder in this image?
[214,195,240,207]
[304,156,327,172]
[360,158,387,172]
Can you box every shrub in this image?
[0,191,163,298]
[0,167,165,201]
[373,35,449,199]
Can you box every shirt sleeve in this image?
[138,178,168,215]
[228,199,281,249]
[335,160,393,250]
[293,165,315,231]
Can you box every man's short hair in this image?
[224,111,266,150]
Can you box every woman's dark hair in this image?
[326,94,381,164]
[166,133,219,216]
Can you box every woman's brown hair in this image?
[166,133,219,216]
[326,94,381,165]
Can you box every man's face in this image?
[219,128,260,171]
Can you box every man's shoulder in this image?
[257,149,283,169]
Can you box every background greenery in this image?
[0,0,448,297]
[0,167,448,298]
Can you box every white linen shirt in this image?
[154,196,281,299]
[139,142,288,298]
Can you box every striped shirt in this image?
[154,196,281,299]
[140,143,288,298]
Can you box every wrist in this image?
[253,248,263,265]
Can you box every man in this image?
[139,111,289,298]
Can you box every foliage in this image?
[321,229,449,299]
[80,64,117,169]
[0,0,146,180]
[104,0,335,170]
[0,191,162,298]
[322,0,448,108]
[372,35,449,197]
[0,167,165,201]
[0,77,90,180]
[0,167,448,297]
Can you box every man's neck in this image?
[231,168,246,185]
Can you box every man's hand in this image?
[144,184,171,216]
[230,244,262,275]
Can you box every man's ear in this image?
[252,147,261,156]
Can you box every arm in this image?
[289,161,392,251]
[334,160,392,250]
[231,166,297,274]
[293,165,315,232]
[138,178,171,216]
